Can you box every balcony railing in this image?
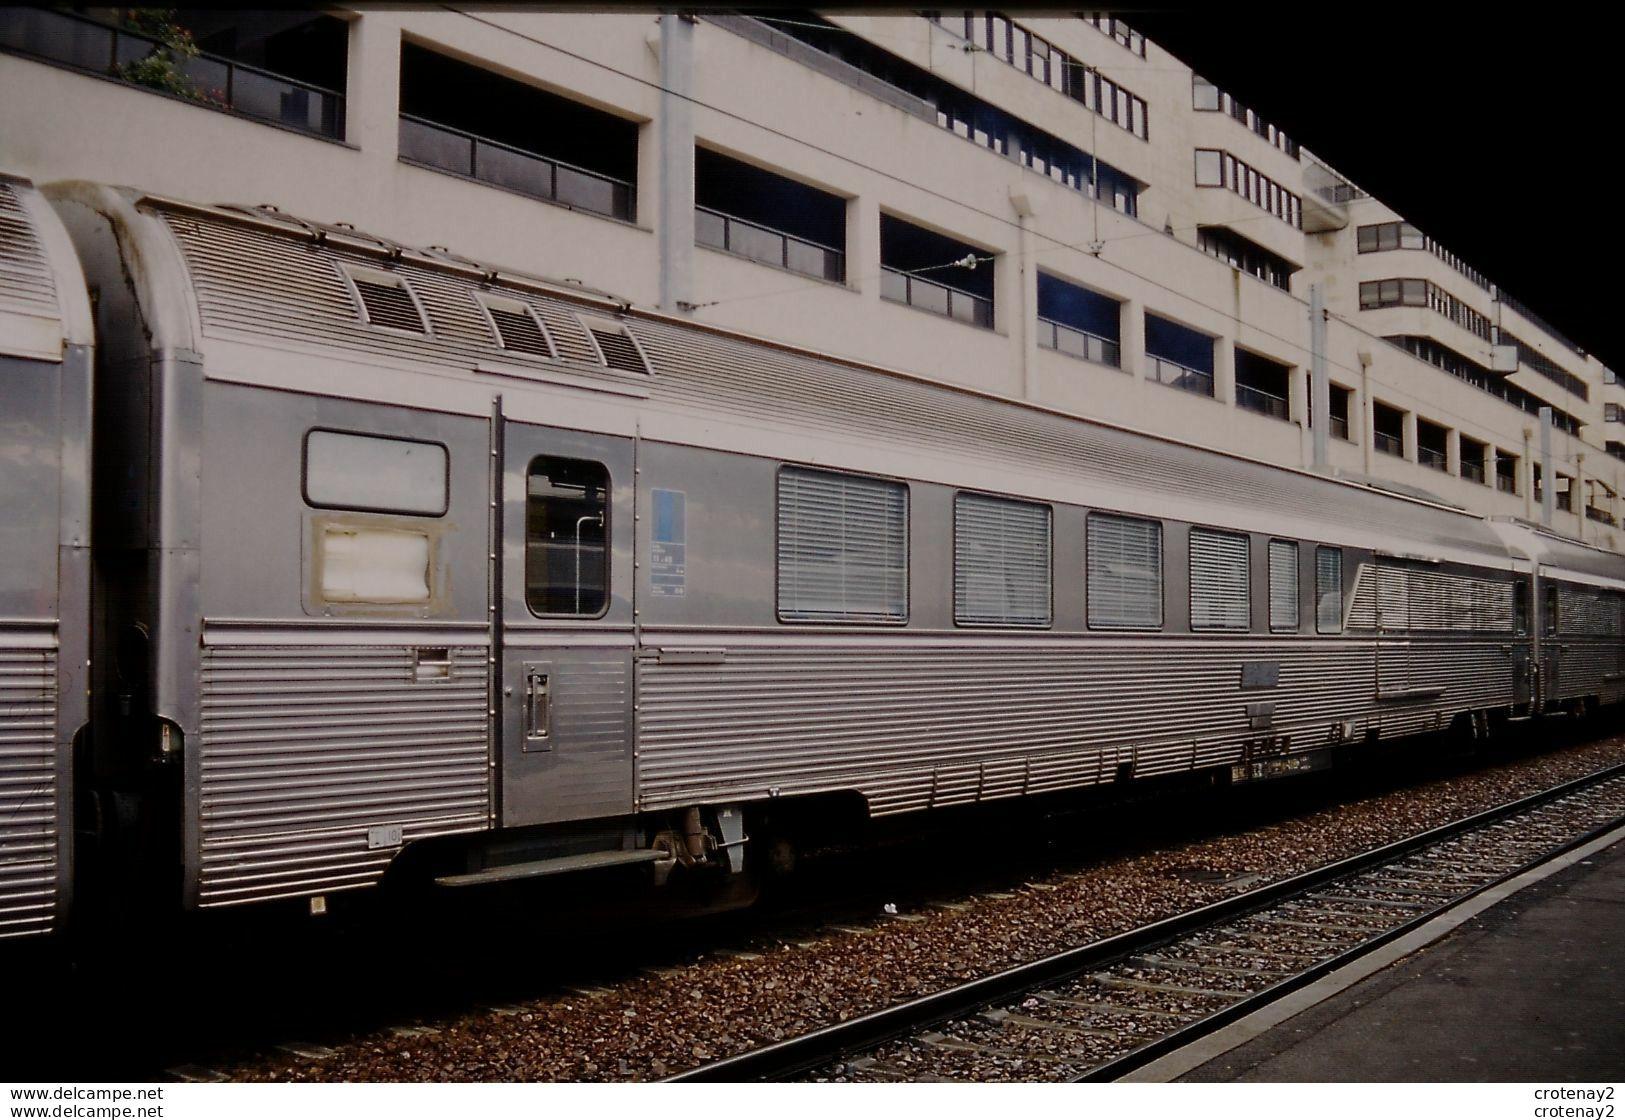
[696,206,844,282]
[880,267,993,329]
[399,114,635,222]
[1235,383,1289,420]
[1373,431,1404,457]
[1330,414,1350,442]
[1586,505,1617,526]
[0,7,344,139]
[1461,459,1486,484]
[1496,472,1518,495]
[1037,318,1120,368]
[1146,355,1214,398]
[1418,446,1449,472]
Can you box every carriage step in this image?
[435,848,664,887]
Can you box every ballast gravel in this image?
[233,737,1625,1083]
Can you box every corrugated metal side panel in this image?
[1558,587,1620,636]
[198,642,490,906]
[0,638,58,938]
[1555,640,1616,699]
[635,636,1515,815]
[1348,565,1515,632]
[0,182,57,316]
[1189,528,1249,631]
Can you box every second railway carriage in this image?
[27,180,1625,921]
[0,174,91,940]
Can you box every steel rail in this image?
[664,760,1625,1083]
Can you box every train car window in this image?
[1086,513,1162,630]
[526,457,610,617]
[303,429,449,516]
[954,493,1052,627]
[777,467,908,623]
[1544,583,1559,635]
[1514,581,1530,635]
[1268,539,1299,632]
[1189,528,1249,631]
[1315,547,1344,633]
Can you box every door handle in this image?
[525,669,551,745]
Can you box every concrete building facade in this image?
[2,7,1618,548]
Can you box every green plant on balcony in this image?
[116,9,221,104]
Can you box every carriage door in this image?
[498,420,636,828]
[1511,580,1533,711]
[1540,575,1561,708]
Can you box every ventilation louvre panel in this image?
[592,328,649,374]
[353,277,427,333]
[489,306,553,356]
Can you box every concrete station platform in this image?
[1129,826,1625,1083]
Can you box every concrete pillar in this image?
[657,11,695,313]
[346,10,401,166]
[1213,340,1235,406]
[849,194,881,299]
[1446,429,1461,476]
[1402,410,1418,463]
[1006,191,1038,399]
[1121,299,1145,380]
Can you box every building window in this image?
[1196,226,1295,290]
[1360,279,1490,341]
[1037,273,1121,366]
[1373,402,1405,458]
[1193,149,1300,227]
[1145,314,1215,398]
[1234,349,1292,420]
[777,467,908,623]
[880,214,994,329]
[1388,335,1581,436]
[695,148,845,282]
[954,493,1052,627]
[770,14,1139,216]
[1269,540,1299,632]
[1496,329,1587,400]
[526,457,610,617]
[1459,434,1488,484]
[941,12,1149,140]
[0,9,349,139]
[1308,382,1353,441]
[399,43,637,222]
[1315,547,1343,633]
[1416,419,1450,472]
[1190,528,1249,632]
[1606,403,1625,423]
[1355,221,1488,291]
[1087,513,1162,630]
[1496,450,1520,495]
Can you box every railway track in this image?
[668,763,1625,1083]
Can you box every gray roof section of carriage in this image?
[1489,518,1625,588]
[80,185,1523,567]
[0,172,93,358]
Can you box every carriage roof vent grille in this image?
[582,319,650,375]
[488,305,555,357]
[349,272,427,334]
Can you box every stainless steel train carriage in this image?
[8,178,1625,930]
[0,174,92,939]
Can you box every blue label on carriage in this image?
[651,488,686,597]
